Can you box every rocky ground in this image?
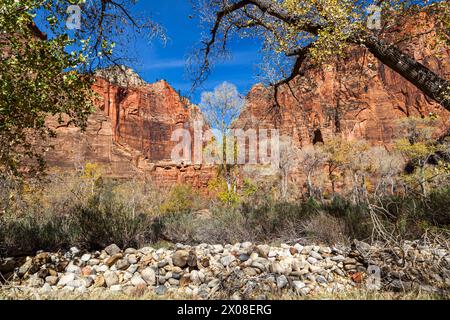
[1,240,449,300]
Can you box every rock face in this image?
[235,12,450,148]
[45,67,215,189]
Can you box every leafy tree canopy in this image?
[0,0,163,178]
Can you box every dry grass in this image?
[1,286,447,301]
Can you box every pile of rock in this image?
[1,240,448,299]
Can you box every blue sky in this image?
[125,1,264,103]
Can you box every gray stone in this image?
[105,244,121,256]
[115,259,130,270]
[244,267,259,276]
[238,254,250,262]
[301,246,313,255]
[70,247,81,256]
[168,278,180,286]
[40,283,52,293]
[127,264,138,274]
[83,277,94,288]
[157,259,169,268]
[276,275,288,289]
[67,279,83,288]
[309,251,323,260]
[251,258,269,272]
[316,275,328,284]
[256,245,270,258]
[88,259,101,266]
[208,279,220,288]
[269,262,285,275]
[29,276,45,288]
[293,281,306,293]
[344,264,357,271]
[97,265,109,272]
[190,270,202,285]
[319,247,332,254]
[344,257,357,265]
[155,285,168,295]
[127,255,138,265]
[294,244,304,252]
[299,286,311,295]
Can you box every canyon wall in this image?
[46,67,215,190]
[235,11,450,149]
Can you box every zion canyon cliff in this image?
[235,11,449,149]
[45,66,215,190]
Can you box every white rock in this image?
[127,264,138,274]
[190,270,202,285]
[319,247,332,254]
[307,257,318,264]
[293,281,306,293]
[88,259,100,266]
[105,244,121,256]
[98,265,109,272]
[309,251,323,260]
[131,274,147,286]
[66,263,81,274]
[220,255,236,267]
[70,247,81,256]
[110,285,122,292]
[39,283,52,294]
[104,271,119,287]
[141,267,156,285]
[57,273,75,286]
[81,254,91,262]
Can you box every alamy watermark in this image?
[66,5,81,30]
[367,5,382,31]
[366,265,382,290]
[170,120,281,169]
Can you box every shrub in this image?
[71,181,157,250]
[160,184,201,214]
[0,171,164,255]
[300,212,349,245]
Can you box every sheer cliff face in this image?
[235,12,450,148]
[46,73,215,189]
[92,77,204,163]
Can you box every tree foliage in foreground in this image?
[0,0,163,178]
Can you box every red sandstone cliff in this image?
[45,67,215,189]
[235,11,450,148]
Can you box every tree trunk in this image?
[361,35,450,110]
